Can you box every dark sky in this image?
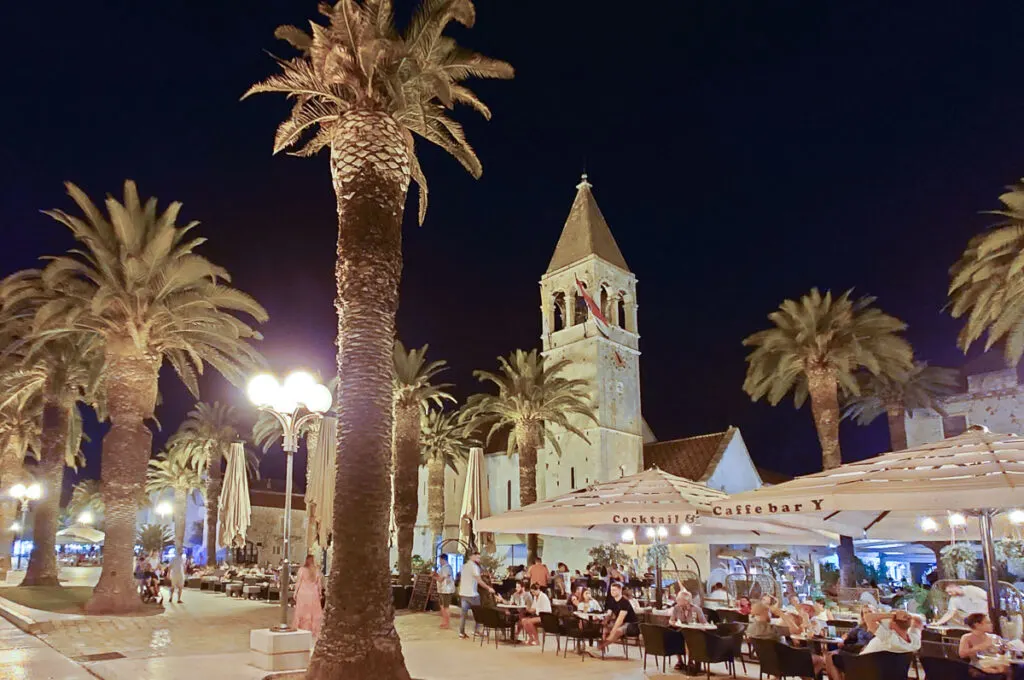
[4,1,1024,493]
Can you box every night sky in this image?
[4,1,1024,495]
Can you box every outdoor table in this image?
[552,599,567,606]
[573,611,605,621]
[672,622,718,630]
[791,634,843,650]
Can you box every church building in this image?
[406,176,765,570]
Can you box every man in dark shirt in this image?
[598,582,638,651]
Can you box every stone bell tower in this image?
[537,174,643,502]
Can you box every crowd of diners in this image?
[438,554,1024,678]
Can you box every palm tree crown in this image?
[461,349,596,456]
[420,407,472,469]
[68,480,105,520]
[949,179,1024,365]
[145,449,203,499]
[393,341,453,410]
[843,361,961,426]
[743,288,913,408]
[34,181,267,395]
[244,0,513,223]
[170,401,247,468]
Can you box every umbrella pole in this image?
[979,509,1002,636]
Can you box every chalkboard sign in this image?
[409,573,435,611]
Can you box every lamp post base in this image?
[250,627,311,672]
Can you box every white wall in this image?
[704,430,763,494]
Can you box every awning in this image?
[476,467,834,546]
[56,524,104,545]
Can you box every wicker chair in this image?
[843,650,914,680]
[640,624,684,673]
[682,628,739,679]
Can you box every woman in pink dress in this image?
[292,555,324,638]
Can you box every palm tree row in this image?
[0,181,268,613]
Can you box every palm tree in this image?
[950,179,1024,365]
[843,361,961,451]
[246,1,510,674]
[461,349,596,563]
[146,448,203,557]
[137,523,173,555]
[0,398,40,576]
[169,401,249,566]
[392,341,452,585]
[68,480,104,523]
[743,288,912,586]
[420,407,472,552]
[33,181,267,613]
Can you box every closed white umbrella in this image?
[712,426,1024,633]
[305,416,337,548]
[460,447,493,552]
[476,467,834,545]
[56,524,104,545]
[218,442,251,548]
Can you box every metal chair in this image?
[539,612,562,653]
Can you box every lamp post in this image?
[247,371,332,632]
[9,483,42,570]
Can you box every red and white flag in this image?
[575,276,611,338]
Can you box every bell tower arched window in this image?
[552,292,566,332]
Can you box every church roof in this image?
[642,428,736,482]
[546,175,629,274]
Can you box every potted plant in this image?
[940,543,978,579]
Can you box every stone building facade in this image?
[400,175,766,572]
[905,353,1024,447]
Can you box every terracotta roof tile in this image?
[642,428,735,482]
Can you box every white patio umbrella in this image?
[476,467,835,546]
[305,416,337,549]
[460,447,493,553]
[218,442,251,548]
[711,426,1024,633]
[56,524,104,545]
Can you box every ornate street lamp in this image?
[247,371,332,631]
[9,483,42,570]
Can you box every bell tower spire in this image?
[536,175,642,523]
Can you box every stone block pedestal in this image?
[249,628,312,672]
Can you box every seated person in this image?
[597,582,638,653]
[507,580,533,608]
[577,588,603,613]
[959,612,1010,679]
[622,587,643,615]
[736,596,752,616]
[670,590,708,625]
[824,607,876,680]
[705,582,730,604]
[861,610,923,655]
[746,601,782,640]
[519,583,552,646]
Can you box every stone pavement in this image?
[0,616,93,679]
[0,566,765,678]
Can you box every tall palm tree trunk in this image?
[22,400,69,586]
[307,110,411,680]
[427,456,445,554]
[205,458,223,565]
[85,347,159,614]
[887,406,908,451]
[173,488,187,556]
[0,439,23,577]
[807,366,856,588]
[393,402,420,587]
[515,423,541,564]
